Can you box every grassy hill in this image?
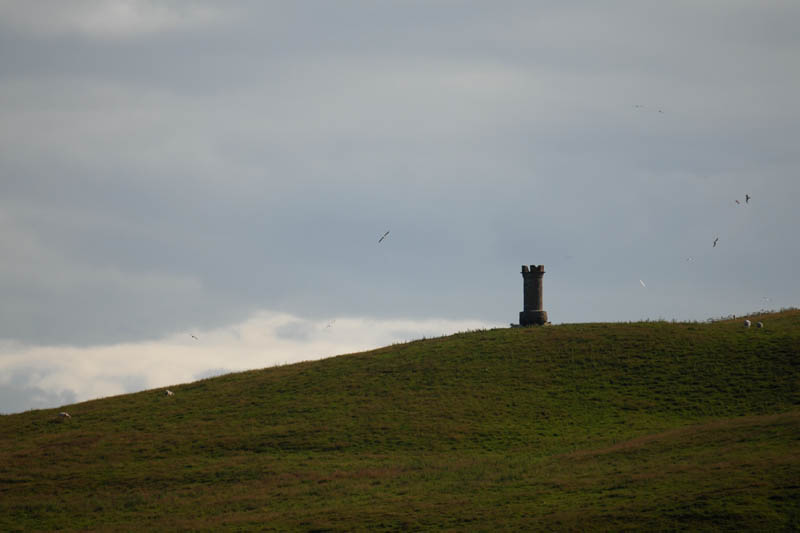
[1,310,799,531]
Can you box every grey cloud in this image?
[0,1,798,350]
[115,374,149,394]
[275,320,316,342]
[0,1,229,39]
[0,368,77,415]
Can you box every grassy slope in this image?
[1,310,798,531]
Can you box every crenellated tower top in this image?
[521,265,545,275]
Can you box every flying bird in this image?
[713,237,719,248]
[686,257,694,262]
[191,335,198,340]
[745,194,751,204]
[378,231,390,243]
[639,279,647,288]
[735,199,740,205]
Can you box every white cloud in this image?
[0,311,500,413]
[0,0,228,39]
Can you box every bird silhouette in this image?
[713,237,719,248]
[745,194,751,204]
[191,335,198,340]
[735,199,740,205]
[378,231,390,243]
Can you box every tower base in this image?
[519,310,548,326]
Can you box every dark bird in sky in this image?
[735,199,740,205]
[191,335,198,340]
[746,194,751,203]
[378,231,390,243]
[713,237,719,248]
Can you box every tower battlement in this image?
[521,265,545,274]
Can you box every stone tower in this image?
[519,264,548,326]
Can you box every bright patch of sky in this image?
[0,313,496,414]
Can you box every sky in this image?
[1,0,799,414]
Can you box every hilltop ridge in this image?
[1,310,798,530]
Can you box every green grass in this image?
[1,310,799,531]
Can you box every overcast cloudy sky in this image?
[1,0,798,413]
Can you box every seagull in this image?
[191,335,198,340]
[745,194,751,204]
[378,230,390,243]
[686,257,694,262]
[713,237,719,248]
[639,279,647,288]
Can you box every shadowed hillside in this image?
[1,310,799,531]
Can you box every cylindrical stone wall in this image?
[523,271,543,311]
